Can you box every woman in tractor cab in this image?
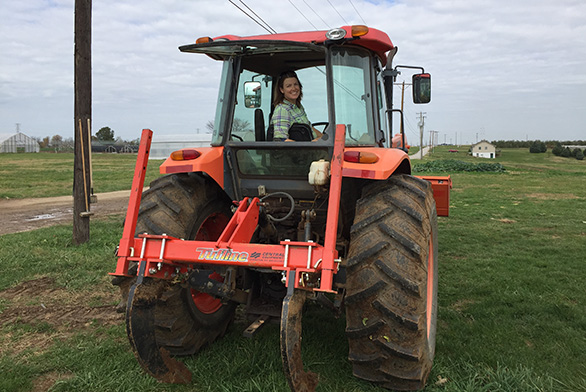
[270,70,322,142]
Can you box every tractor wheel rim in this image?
[190,213,230,314]
[191,286,223,314]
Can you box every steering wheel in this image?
[312,122,329,132]
[312,122,329,140]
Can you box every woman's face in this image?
[280,77,301,103]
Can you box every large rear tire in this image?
[119,173,236,356]
[345,174,438,391]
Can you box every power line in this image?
[238,0,277,34]
[302,0,330,29]
[288,0,319,30]
[348,0,367,24]
[326,0,349,25]
[228,0,277,34]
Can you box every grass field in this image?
[1,147,586,391]
[0,153,164,199]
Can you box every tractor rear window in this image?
[236,148,329,177]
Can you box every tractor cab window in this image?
[230,67,328,143]
[331,47,376,146]
[231,69,273,142]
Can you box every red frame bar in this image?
[111,129,152,277]
[314,124,345,293]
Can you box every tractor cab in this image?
[174,26,429,201]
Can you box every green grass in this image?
[1,148,586,391]
[0,153,164,199]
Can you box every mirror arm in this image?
[394,65,425,74]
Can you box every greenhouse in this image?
[0,132,40,153]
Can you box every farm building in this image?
[0,132,40,153]
[471,140,496,159]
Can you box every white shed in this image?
[0,132,40,153]
[470,140,496,159]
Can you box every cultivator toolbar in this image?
[112,129,344,293]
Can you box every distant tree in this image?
[40,136,50,148]
[61,137,74,151]
[50,134,63,147]
[205,120,214,134]
[529,141,547,153]
[576,149,584,161]
[561,147,572,157]
[552,142,563,156]
[232,118,251,133]
[96,126,115,141]
[529,141,540,153]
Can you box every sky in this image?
[1,0,585,145]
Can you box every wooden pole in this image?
[73,0,92,245]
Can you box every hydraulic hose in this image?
[260,192,295,222]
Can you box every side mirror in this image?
[412,73,431,104]
[244,81,262,108]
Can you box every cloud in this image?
[1,0,585,143]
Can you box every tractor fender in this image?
[159,147,225,188]
[341,147,411,180]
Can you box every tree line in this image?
[36,127,139,151]
[551,143,585,161]
[491,140,586,149]
[522,140,585,161]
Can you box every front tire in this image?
[345,174,438,391]
[120,173,236,356]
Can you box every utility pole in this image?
[73,0,92,245]
[417,112,426,151]
[429,130,439,154]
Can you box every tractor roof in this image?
[180,26,394,66]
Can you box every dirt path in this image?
[0,190,133,235]
[0,276,123,359]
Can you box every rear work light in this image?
[343,151,379,163]
[170,149,201,161]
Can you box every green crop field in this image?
[0,147,585,391]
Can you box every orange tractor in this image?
[111,25,451,391]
